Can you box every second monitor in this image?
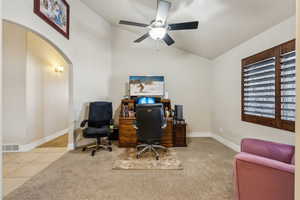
[136,96,159,104]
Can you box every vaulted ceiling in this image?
[81,0,295,59]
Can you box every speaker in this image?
[174,105,183,121]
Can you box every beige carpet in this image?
[113,148,183,170]
[4,138,236,200]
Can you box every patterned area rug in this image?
[113,148,183,170]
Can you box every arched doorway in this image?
[2,20,74,151]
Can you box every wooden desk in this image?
[118,117,174,148]
[173,122,187,147]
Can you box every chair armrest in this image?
[235,152,295,174]
[241,138,295,163]
[80,120,88,128]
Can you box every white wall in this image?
[111,28,213,134]
[3,0,112,127]
[2,23,27,144]
[26,44,44,145]
[211,16,296,146]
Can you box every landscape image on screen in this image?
[129,76,164,96]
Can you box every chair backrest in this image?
[88,102,112,128]
[135,103,164,144]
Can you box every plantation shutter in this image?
[241,39,295,132]
[280,50,296,122]
[243,57,276,118]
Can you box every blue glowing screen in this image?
[137,97,155,104]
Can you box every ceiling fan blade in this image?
[134,33,150,43]
[163,34,175,46]
[156,0,171,24]
[119,20,148,28]
[169,21,199,31]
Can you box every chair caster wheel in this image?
[82,147,87,152]
[108,147,112,152]
[91,150,96,156]
[156,156,159,160]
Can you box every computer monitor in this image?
[129,76,165,97]
[137,97,156,104]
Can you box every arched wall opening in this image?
[2,20,75,151]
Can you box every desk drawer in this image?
[119,119,135,125]
[119,137,137,144]
[119,126,135,132]
[161,143,173,148]
[119,124,136,132]
[120,131,136,137]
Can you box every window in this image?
[241,40,296,132]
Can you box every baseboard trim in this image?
[18,128,69,152]
[187,132,213,137]
[8,130,240,153]
[67,143,75,150]
[212,134,240,152]
[187,132,240,152]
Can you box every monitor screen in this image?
[137,97,156,104]
[129,76,164,96]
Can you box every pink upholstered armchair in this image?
[234,138,295,200]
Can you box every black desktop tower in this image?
[174,105,184,121]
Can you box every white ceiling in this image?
[81,0,295,59]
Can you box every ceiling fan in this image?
[119,0,199,46]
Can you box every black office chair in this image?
[134,103,167,160]
[80,102,113,156]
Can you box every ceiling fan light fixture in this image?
[149,27,167,40]
[119,0,199,46]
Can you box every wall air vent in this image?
[3,144,19,152]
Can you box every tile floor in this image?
[3,147,67,196]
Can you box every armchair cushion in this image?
[241,138,295,164]
[83,127,110,138]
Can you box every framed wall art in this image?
[34,0,70,39]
